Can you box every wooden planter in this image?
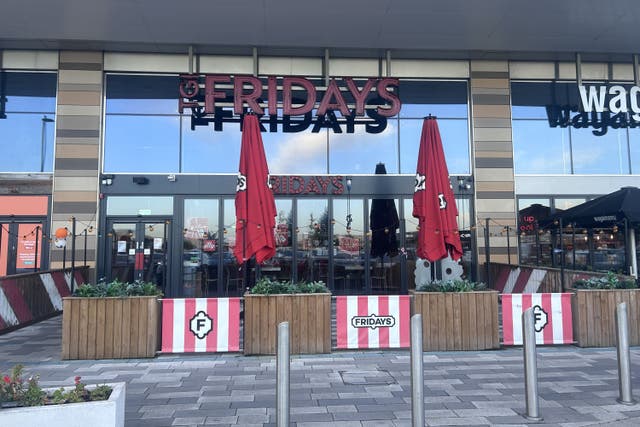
[572,289,640,347]
[62,297,160,359]
[412,291,499,351]
[243,293,331,355]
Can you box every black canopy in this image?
[546,187,640,228]
[370,163,399,258]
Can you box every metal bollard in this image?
[522,308,543,421]
[410,314,425,427]
[616,303,636,405]
[276,322,290,426]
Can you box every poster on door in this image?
[16,224,41,269]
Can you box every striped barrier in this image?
[493,266,547,293]
[161,298,241,353]
[0,269,83,333]
[502,293,573,345]
[335,295,410,349]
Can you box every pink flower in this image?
[3,375,10,384]
[74,376,81,385]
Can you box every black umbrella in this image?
[370,163,399,258]
[545,187,640,228]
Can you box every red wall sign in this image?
[270,175,344,195]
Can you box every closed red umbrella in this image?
[412,116,463,262]
[233,114,277,264]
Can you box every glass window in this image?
[223,199,244,296]
[183,199,219,297]
[265,130,328,174]
[105,74,179,114]
[512,81,637,175]
[554,198,586,211]
[104,115,180,173]
[261,199,293,282]
[368,197,401,294]
[182,119,240,174]
[0,72,57,173]
[512,121,571,174]
[333,199,365,293]
[106,196,174,216]
[571,127,630,174]
[297,199,330,284]
[399,118,470,174]
[329,124,398,174]
[630,130,640,174]
[399,80,468,118]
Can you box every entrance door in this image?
[106,219,170,292]
[0,220,47,276]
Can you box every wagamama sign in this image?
[547,84,640,135]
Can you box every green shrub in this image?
[73,279,163,297]
[249,277,329,294]
[416,279,487,292]
[1,365,111,407]
[572,271,637,290]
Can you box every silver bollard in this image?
[616,302,636,405]
[522,308,543,421]
[276,321,290,426]
[410,314,425,427]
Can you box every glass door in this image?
[0,220,47,276]
[106,219,170,292]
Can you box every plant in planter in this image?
[62,279,163,360]
[244,278,331,355]
[572,271,637,290]
[413,279,499,351]
[0,365,124,427]
[572,271,639,347]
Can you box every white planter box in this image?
[0,382,125,427]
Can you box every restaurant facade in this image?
[2,6,640,297]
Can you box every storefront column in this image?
[470,60,518,281]
[50,51,103,282]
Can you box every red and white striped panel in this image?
[161,298,240,353]
[502,293,573,345]
[335,295,410,349]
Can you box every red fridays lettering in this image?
[196,76,400,117]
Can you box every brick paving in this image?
[2,316,640,426]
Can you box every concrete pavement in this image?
[2,316,640,426]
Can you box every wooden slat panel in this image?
[85,298,97,359]
[136,297,147,356]
[103,299,115,358]
[414,292,499,351]
[61,298,72,359]
[243,294,331,355]
[112,298,123,358]
[77,299,89,359]
[95,299,105,359]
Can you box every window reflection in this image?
[261,200,294,282]
[333,199,365,293]
[0,72,57,173]
[512,121,571,174]
[329,124,398,174]
[369,197,401,294]
[104,74,472,175]
[399,118,470,174]
[512,81,637,175]
[182,199,219,297]
[223,199,245,296]
[104,115,180,173]
[297,200,329,284]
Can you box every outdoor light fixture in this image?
[133,176,149,185]
[346,177,352,192]
[101,174,114,186]
[167,174,177,182]
[457,176,472,190]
